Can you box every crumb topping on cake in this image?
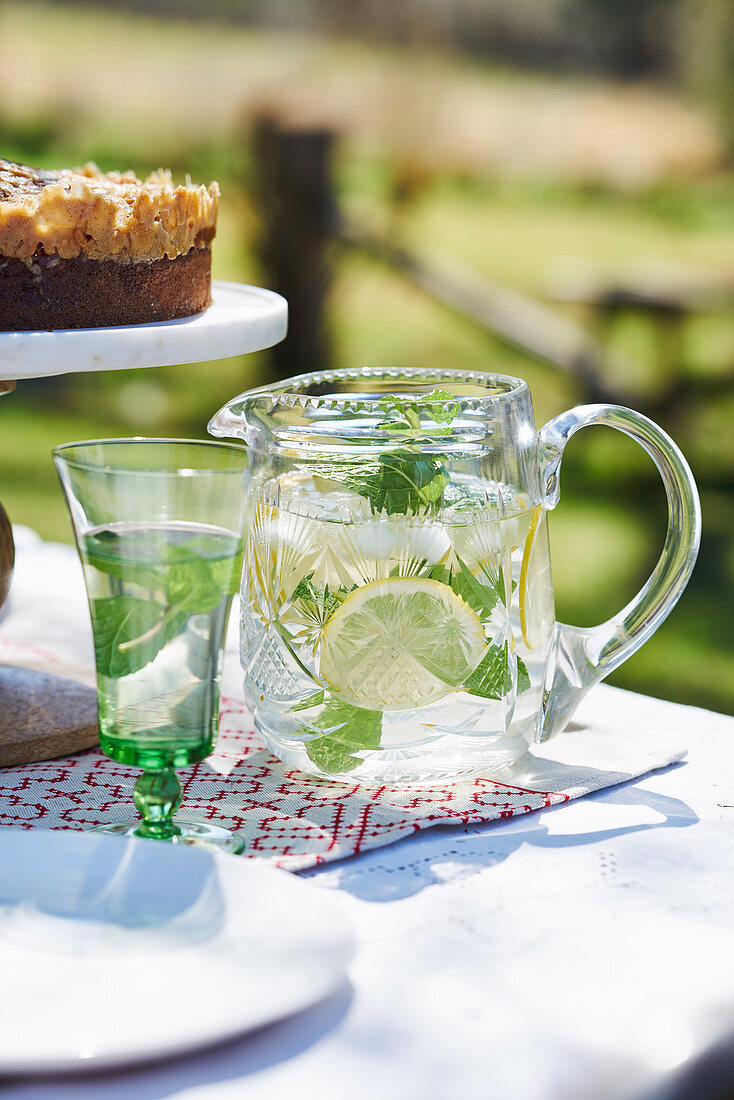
[0,160,219,263]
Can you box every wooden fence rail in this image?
[252,117,734,421]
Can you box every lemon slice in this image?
[518,505,542,649]
[320,576,486,711]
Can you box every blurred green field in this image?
[1,1,732,714]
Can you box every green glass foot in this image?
[92,819,246,855]
[92,767,246,853]
[132,768,182,840]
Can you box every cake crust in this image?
[0,160,219,263]
[0,247,211,331]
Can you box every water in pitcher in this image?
[241,468,555,783]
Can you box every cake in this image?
[0,159,219,330]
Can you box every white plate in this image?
[0,830,353,1073]
[0,281,287,380]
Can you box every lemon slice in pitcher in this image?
[518,504,543,649]
[320,577,486,711]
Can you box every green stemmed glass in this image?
[54,439,248,854]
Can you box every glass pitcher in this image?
[209,368,700,784]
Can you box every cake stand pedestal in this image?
[0,281,287,764]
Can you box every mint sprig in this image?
[358,449,449,516]
[85,531,242,680]
[368,391,459,514]
[310,390,459,516]
[309,452,450,517]
[378,389,459,438]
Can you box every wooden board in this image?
[0,664,98,767]
[0,382,16,615]
[0,502,14,613]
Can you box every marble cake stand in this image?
[0,280,287,764]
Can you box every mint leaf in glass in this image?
[83,527,242,680]
[90,596,184,679]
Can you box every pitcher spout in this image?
[208,390,270,451]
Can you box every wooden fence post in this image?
[252,118,338,380]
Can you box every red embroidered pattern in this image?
[0,695,567,871]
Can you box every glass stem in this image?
[133,768,182,840]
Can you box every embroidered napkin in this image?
[0,669,685,871]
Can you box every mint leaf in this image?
[184,537,243,597]
[307,449,449,516]
[164,561,224,618]
[379,396,423,434]
[464,643,530,700]
[359,449,449,515]
[209,554,243,597]
[293,575,347,616]
[464,645,509,700]
[368,395,456,514]
[306,738,364,774]
[304,697,382,774]
[315,697,383,747]
[424,389,460,427]
[290,690,326,712]
[517,654,531,694]
[83,531,168,592]
[378,390,460,439]
[429,554,500,622]
[90,596,183,679]
[163,539,242,613]
[84,530,242,610]
[293,575,318,602]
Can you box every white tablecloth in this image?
[2,528,733,1100]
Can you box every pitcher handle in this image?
[537,403,701,740]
